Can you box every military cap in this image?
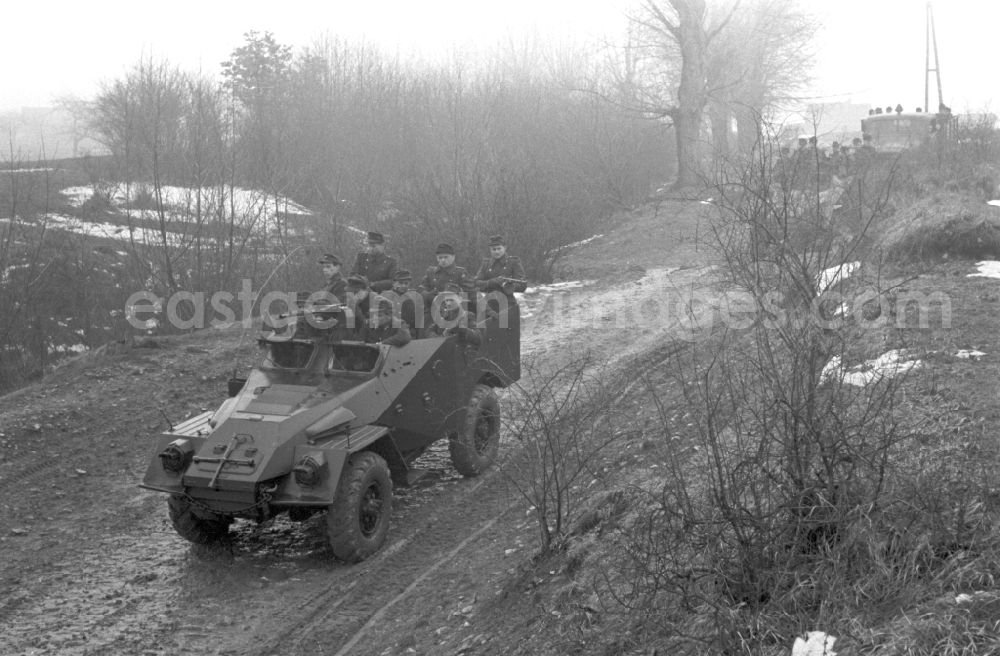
[436,243,455,255]
[488,235,505,246]
[393,269,413,281]
[366,231,386,244]
[318,253,342,266]
[346,274,370,289]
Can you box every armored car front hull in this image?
[141,304,519,561]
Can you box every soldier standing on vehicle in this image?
[351,231,398,293]
[475,235,527,300]
[418,243,471,302]
[318,253,347,303]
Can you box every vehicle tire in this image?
[449,384,500,477]
[167,495,232,544]
[327,451,392,562]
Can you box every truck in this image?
[860,106,952,153]
[140,301,520,561]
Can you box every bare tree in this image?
[622,0,816,186]
[626,0,739,188]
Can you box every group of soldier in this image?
[314,231,527,348]
[778,134,877,189]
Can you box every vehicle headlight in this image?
[159,438,194,473]
[292,454,326,487]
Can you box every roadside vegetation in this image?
[474,121,1000,655]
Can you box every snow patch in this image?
[60,184,313,216]
[821,350,922,387]
[636,267,681,286]
[987,200,1000,207]
[956,349,986,360]
[968,261,1000,279]
[816,261,859,293]
[50,343,87,355]
[546,234,604,255]
[523,280,596,295]
[792,631,837,656]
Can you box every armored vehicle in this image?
[140,302,520,561]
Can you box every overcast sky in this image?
[2,0,995,115]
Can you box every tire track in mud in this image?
[185,269,708,655]
[0,456,63,493]
[238,341,692,656]
[233,471,510,656]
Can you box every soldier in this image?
[418,243,471,303]
[855,133,876,171]
[427,283,481,346]
[827,141,843,177]
[344,274,387,338]
[351,231,398,293]
[385,269,423,337]
[475,235,527,300]
[839,145,853,177]
[363,304,411,348]
[317,253,347,303]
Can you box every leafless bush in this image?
[595,132,1000,653]
[500,354,634,554]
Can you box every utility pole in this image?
[924,1,943,113]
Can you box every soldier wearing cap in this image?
[475,235,527,299]
[385,269,423,337]
[363,303,411,348]
[317,253,347,303]
[418,243,472,303]
[351,231,398,293]
[426,283,481,346]
[344,274,385,337]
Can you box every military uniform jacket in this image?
[351,252,398,293]
[426,307,481,346]
[475,255,527,294]
[418,264,472,298]
[363,321,411,348]
[322,273,347,303]
[346,292,388,336]
[378,290,423,336]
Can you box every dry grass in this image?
[876,192,1000,261]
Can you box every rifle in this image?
[498,277,527,285]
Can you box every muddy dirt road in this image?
[0,222,716,655]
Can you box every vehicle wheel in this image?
[167,495,232,544]
[449,384,500,477]
[327,451,392,562]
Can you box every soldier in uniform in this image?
[475,235,527,299]
[317,253,347,303]
[362,304,411,348]
[385,269,423,337]
[418,243,471,303]
[426,283,481,346]
[344,274,389,338]
[351,231,398,293]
